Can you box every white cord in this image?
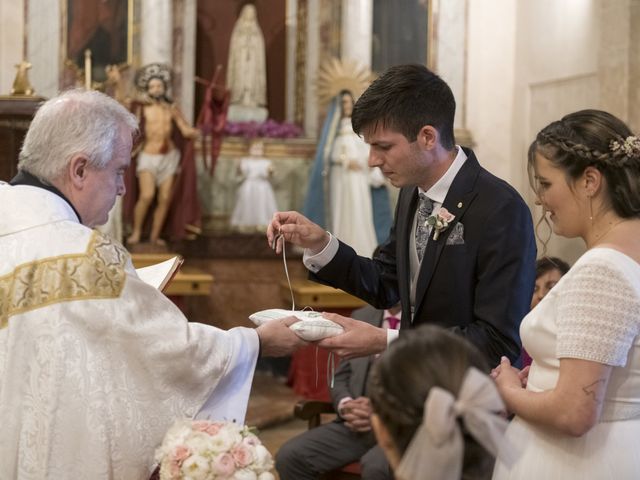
[277,234,296,311]
[278,233,336,389]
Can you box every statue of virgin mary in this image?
[226,4,269,122]
[303,58,393,256]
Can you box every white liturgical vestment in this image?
[0,183,259,479]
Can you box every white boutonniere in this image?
[426,208,456,240]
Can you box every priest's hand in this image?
[316,313,388,360]
[256,316,308,357]
[267,211,329,255]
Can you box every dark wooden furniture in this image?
[0,96,44,181]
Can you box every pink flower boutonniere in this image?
[426,208,456,241]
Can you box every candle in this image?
[84,49,92,90]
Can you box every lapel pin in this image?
[457,202,463,208]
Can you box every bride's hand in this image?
[491,356,525,392]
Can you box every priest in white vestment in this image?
[0,90,305,479]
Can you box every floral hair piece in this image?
[609,135,640,158]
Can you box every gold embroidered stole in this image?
[0,231,128,328]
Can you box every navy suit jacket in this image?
[311,148,536,366]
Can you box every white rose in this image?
[252,445,274,472]
[185,431,213,455]
[257,472,275,480]
[208,427,243,454]
[165,420,194,445]
[233,468,258,480]
[180,454,211,480]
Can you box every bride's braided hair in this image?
[529,109,640,219]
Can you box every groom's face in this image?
[364,124,429,189]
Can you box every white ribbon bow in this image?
[396,367,512,480]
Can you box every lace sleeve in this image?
[556,257,640,366]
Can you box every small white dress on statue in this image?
[230,157,278,230]
[493,248,640,479]
[330,117,378,257]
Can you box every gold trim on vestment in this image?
[0,231,128,329]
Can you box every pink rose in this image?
[168,445,191,477]
[211,453,236,477]
[172,445,191,463]
[205,423,223,436]
[169,459,181,479]
[192,421,210,432]
[232,444,255,468]
[192,420,223,436]
[438,208,455,223]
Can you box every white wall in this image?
[0,0,25,95]
[466,0,517,184]
[466,0,601,263]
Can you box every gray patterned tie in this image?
[415,193,434,263]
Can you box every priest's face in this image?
[80,127,131,227]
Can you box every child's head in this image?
[368,325,507,480]
[249,140,264,157]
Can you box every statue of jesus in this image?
[125,63,200,246]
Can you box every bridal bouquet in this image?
[155,419,275,480]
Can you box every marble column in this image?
[179,0,196,121]
[285,0,298,122]
[141,0,172,65]
[27,0,60,97]
[432,0,468,132]
[304,0,320,137]
[341,0,373,68]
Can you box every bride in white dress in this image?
[492,110,640,478]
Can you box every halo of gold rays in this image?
[315,57,375,107]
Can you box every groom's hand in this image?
[267,211,329,254]
[316,313,388,359]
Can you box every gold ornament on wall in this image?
[315,57,375,107]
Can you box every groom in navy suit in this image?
[267,64,536,366]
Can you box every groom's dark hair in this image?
[352,64,456,150]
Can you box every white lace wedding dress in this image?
[493,248,640,479]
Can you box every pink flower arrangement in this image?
[224,119,303,139]
[155,419,275,480]
[425,208,456,240]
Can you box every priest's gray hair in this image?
[18,89,138,181]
